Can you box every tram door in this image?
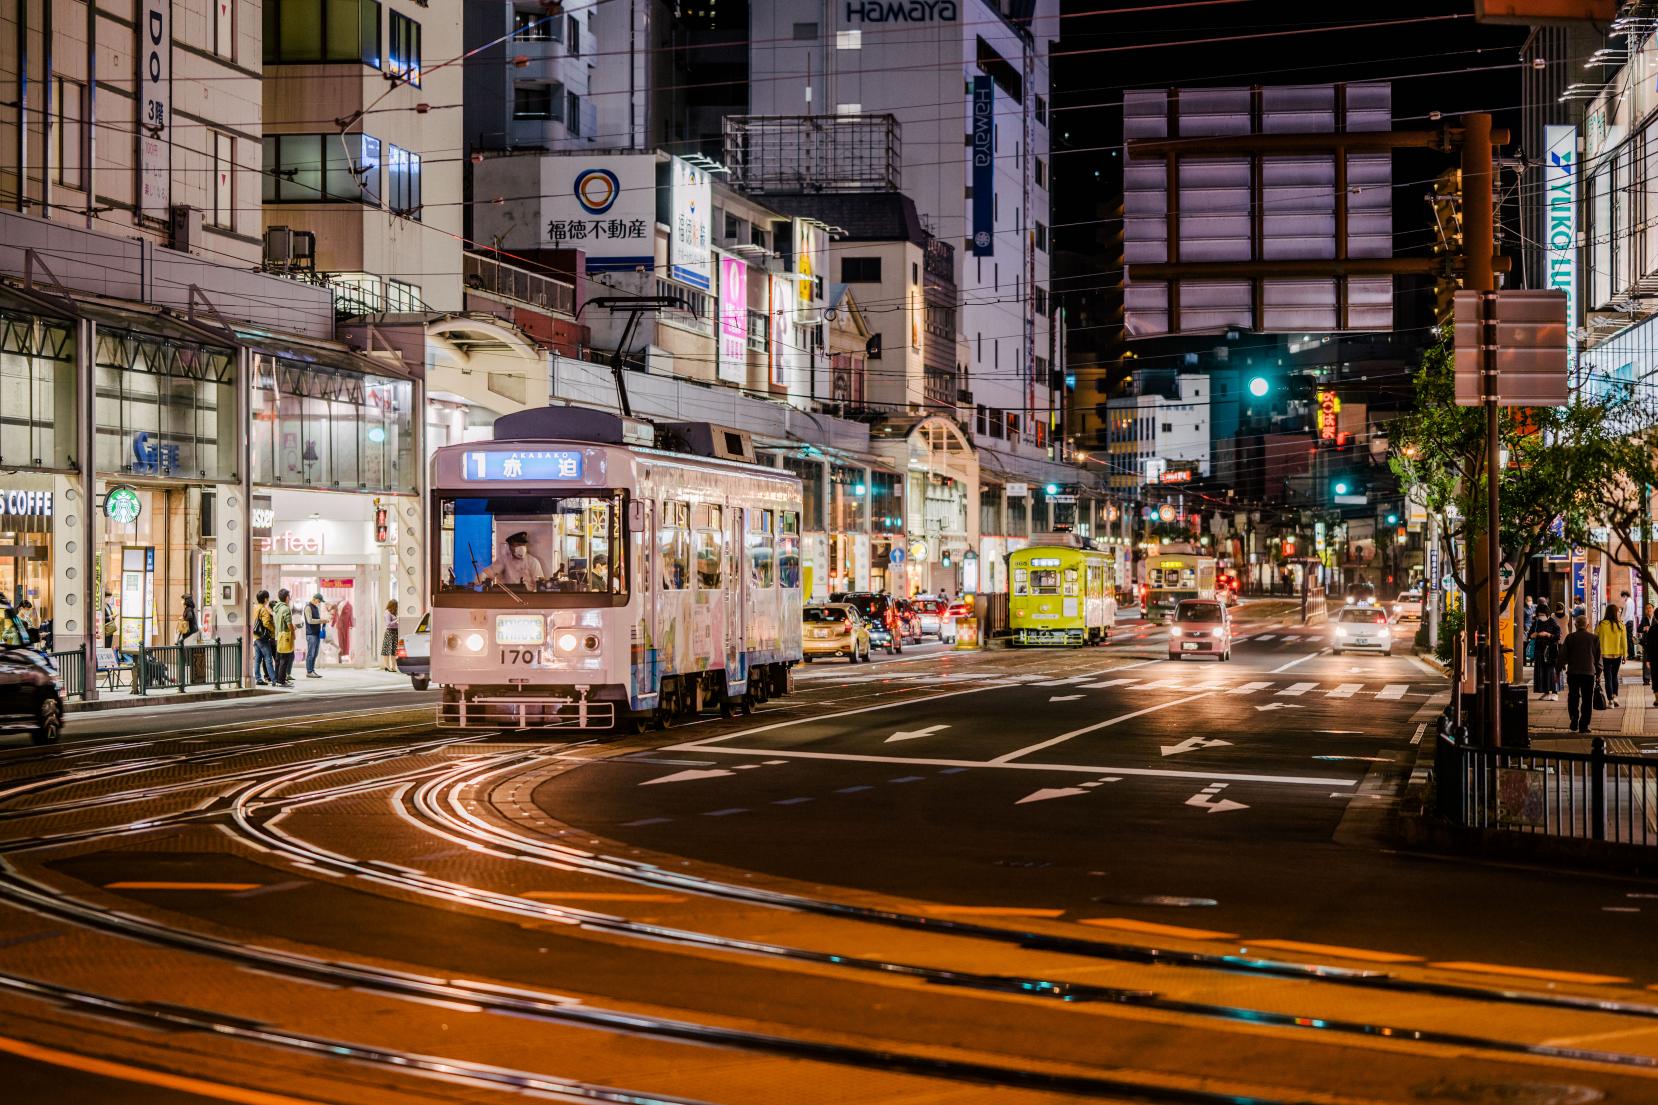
[727,504,745,691]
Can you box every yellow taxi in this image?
[802,603,872,663]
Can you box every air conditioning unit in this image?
[264,226,294,265]
[170,205,202,253]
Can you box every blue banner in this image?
[971,75,994,257]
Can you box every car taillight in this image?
[396,637,407,658]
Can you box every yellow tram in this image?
[1008,540,1118,647]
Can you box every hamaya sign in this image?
[845,0,957,21]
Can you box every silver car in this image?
[1332,606,1395,655]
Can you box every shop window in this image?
[781,456,824,531]
[94,327,237,482]
[747,510,775,588]
[0,310,77,471]
[659,500,691,590]
[388,11,421,85]
[250,354,415,494]
[264,0,380,67]
[779,511,801,588]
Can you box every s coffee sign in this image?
[845,0,957,21]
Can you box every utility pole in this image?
[1463,113,1503,748]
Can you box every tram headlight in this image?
[464,632,486,653]
[555,631,582,653]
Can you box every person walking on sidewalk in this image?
[303,592,327,679]
[252,591,276,685]
[1643,613,1658,706]
[272,589,296,687]
[1562,615,1602,734]
[380,600,400,672]
[1598,602,1627,708]
[1529,600,1562,701]
[1622,589,1638,658]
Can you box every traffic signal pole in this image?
[1463,113,1503,748]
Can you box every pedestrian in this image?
[1562,615,1602,733]
[303,592,326,679]
[1529,600,1561,701]
[12,600,36,646]
[1553,602,1568,693]
[1643,602,1656,686]
[176,595,199,645]
[102,590,117,649]
[1598,601,1627,708]
[1622,589,1638,659]
[380,600,400,672]
[252,591,276,686]
[0,605,21,647]
[1643,613,1658,707]
[273,588,296,686]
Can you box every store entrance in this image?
[98,485,206,651]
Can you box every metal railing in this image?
[1437,732,1658,846]
[463,251,576,316]
[48,650,85,699]
[133,642,243,695]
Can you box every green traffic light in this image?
[1334,481,1349,495]
[1045,483,1060,495]
[1386,513,1398,524]
[1248,376,1269,398]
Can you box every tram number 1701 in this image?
[500,648,544,666]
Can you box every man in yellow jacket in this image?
[1596,602,1627,708]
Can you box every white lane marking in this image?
[885,723,951,744]
[667,681,1012,752]
[990,690,1219,764]
[1378,684,1409,700]
[1270,652,1321,673]
[1035,674,1104,687]
[1327,683,1364,698]
[636,766,736,783]
[1277,682,1318,696]
[1161,735,1233,758]
[1138,678,1189,690]
[677,745,1356,787]
[1253,634,1276,641]
[1016,786,1089,805]
[1256,702,1305,712]
[1081,678,1138,689]
[1050,694,1085,702]
[1186,783,1249,814]
[1229,681,1272,695]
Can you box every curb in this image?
[66,687,265,713]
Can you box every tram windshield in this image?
[436,491,625,602]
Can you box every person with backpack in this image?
[252,591,276,686]
[272,589,296,687]
[303,592,327,679]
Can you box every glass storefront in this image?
[96,483,214,649]
[0,480,54,636]
[251,353,417,494]
[0,307,76,471]
[94,327,238,482]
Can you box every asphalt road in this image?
[0,600,1655,1105]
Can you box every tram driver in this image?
[480,531,549,589]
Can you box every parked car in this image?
[1332,605,1394,655]
[0,644,63,745]
[396,612,432,691]
[802,604,872,663]
[1392,589,1424,622]
[1169,598,1231,661]
[830,592,903,654]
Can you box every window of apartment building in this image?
[1034,221,1048,252]
[513,83,556,120]
[388,11,421,85]
[386,280,421,311]
[1034,157,1046,188]
[989,409,1004,438]
[265,0,380,68]
[841,257,881,283]
[1006,412,1020,439]
[1035,94,1047,126]
[1033,285,1047,317]
[836,103,862,115]
[512,8,552,39]
[54,78,86,190]
[215,0,236,59]
[976,405,987,435]
[387,144,421,217]
[567,13,581,52]
[751,222,768,250]
[211,131,234,229]
[1161,422,1173,433]
[836,30,861,49]
[793,22,817,39]
[566,91,582,136]
[262,133,380,204]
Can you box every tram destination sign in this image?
[462,450,585,481]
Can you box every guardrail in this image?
[48,650,85,699]
[1436,731,1657,846]
[133,642,243,696]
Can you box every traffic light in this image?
[1385,512,1399,525]
[1333,479,1350,496]
[1045,482,1060,495]
[1396,526,1408,545]
[1248,376,1270,398]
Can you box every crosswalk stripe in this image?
[1377,684,1409,700]
[1327,683,1364,698]
[1253,633,1275,641]
[1139,678,1188,690]
[1082,678,1137,689]
[1230,681,1272,695]
[1035,675,1095,687]
[1278,682,1317,696]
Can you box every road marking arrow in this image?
[1186,786,1249,814]
[1016,786,1090,805]
[639,768,736,786]
[1160,735,1233,757]
[885,723,951,743]
[1255,702,1305,712]
[1049,694,1085,702]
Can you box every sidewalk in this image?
[67,665,417,713]
[1523,669,1658,753]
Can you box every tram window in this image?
[778,510,801,588]
[435,491,624,601]
[695,529,722,588]
[1013,567,1029,596]
[746,512,775,588]
[659,500,691,590]
[1030,570,1060,594]
[1086,565,1104,594]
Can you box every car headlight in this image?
[1380,628,1392,639]
[1334,627,1346,638]
[1393,603,1402,613]
[1212,628,1225,638]
[1171,627,1182,637]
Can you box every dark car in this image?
[831,592,902,654]
[0,645,63,745]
